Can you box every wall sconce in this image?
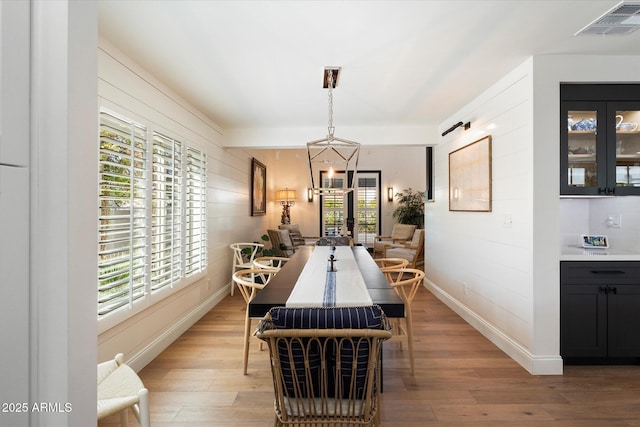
[387,187,394,202]
[441,121,471,137]
[307,188,314,202]
[276,188,297,224]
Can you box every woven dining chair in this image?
[255,305,392,427]
[229,242,264,296]
[373,257,409,282]
[387,268,425,375]
[97,353,150,427]
[253,256,289,272]
[232,268,278,375]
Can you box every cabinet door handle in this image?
[608,286,617,295]
[590,270,625,275]
[599,286,608,294]
[607,187,616,195]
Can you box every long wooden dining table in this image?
[248,245,405,318]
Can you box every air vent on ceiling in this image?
[575,1,640,36]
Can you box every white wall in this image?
[225,125,436,148]
[426,58,541,371]
[29,2,98,425]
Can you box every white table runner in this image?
[286,246,373,307]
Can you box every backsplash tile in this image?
[560,197,640,252]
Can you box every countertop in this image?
[561,245,640,261]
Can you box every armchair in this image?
[255,305,391,426]
[384,228,424,269]
[278,224,306,247]
[267,229,296,257]
[373,223,416,257]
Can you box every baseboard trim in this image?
[127,286,229,372]
[424,278,563,375]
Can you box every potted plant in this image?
[392,188,425,228]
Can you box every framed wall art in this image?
[251,157,266,216]
[449,135,492,212]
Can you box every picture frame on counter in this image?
[582,234,609,249]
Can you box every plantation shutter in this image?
[151,132,183,291]
[98,111,148,316]
[321,174,345,236]
[185,147,207,276]
[356,176,378,245]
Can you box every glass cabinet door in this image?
[610,102,640,194]
[561,102,607,195]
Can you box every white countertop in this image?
[561,245,640,261]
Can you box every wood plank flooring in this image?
[99,286,640,426]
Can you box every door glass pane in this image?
[321,173,345,236]
[615,109,640,187]
[567,110,598,188]
[356,174,379,246]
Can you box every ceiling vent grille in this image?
[575,2,640,36]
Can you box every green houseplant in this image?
[392,188,425,229]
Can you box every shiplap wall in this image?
[426,58,539,371]
[97,38,277,368]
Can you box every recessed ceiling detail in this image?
[575,1,640,36]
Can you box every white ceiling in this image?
[98,1,640,131]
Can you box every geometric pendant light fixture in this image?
[307,67,360,195]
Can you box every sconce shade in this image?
[387,187,394,202]
[307,188,314,202]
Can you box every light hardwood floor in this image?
[99,286,640,426]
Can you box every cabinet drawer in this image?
[561,261,640,285]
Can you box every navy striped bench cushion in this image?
[265,305,386,330]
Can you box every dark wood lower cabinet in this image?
[561,261,640,363]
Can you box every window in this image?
[98,110,207,321]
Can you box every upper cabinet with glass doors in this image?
[561,84,640,196]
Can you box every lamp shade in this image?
[276,189,297,202]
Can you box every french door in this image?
[319,171,381,246]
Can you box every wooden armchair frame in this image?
[256,327,391,426]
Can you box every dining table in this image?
[248,245,404,318]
